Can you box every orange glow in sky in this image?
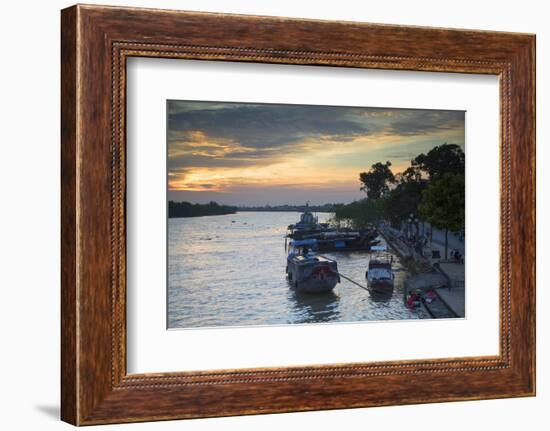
[167,101,465,205]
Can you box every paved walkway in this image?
[438,262,465,282]
[436,285,465,318]
[387,223,464,260]
[426,223,465,255]
[423,236,463,263]
[381,224,465,318]
[435,262,465,317]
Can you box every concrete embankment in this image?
[434,263,465,317]
[404,273,457,318]
[378,226,461,318]
[377,226,412,260]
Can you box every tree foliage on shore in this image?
[332,199,385,229]
[335,143,465,232]
[168,201,237,218]
[384,180,427,226]
[419,173,465,232]
[359,161,395,199]
[419,173,465,258]
[412,143,465,181]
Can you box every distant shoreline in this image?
[236,208,334,213]
[168,209,333,219]
[168,200,338,218]
[168,201,237,218]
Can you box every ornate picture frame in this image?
[61,4,535,425]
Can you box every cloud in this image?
[379,110,465,137]
[385,151,419,160]
[166,101,465,200]
[167,101,371,150]
[168,102,464,149]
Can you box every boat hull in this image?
[294,273,339,293]
[287,257,339,294]
[366,255,394,295]
[367,279,394,294]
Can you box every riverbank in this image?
[168,201,237,218]
[168,212,425,328]
[377,225,464,318]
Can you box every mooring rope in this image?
[337,272,370,291]
[318,254,370,291]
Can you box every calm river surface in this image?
[168,211,427,329]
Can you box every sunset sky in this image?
[167,100,465,206]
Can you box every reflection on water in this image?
[367,289,395,304]
[168,211,428,329]
[289,290,341,324]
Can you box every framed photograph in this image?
[61,4,535,425]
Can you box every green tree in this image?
[412,143,465,181]
[419,173,465,259]
[396,165,423,183]
[359,161,395,199]
[384,180,426,227]
[333,199,385,229]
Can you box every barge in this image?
[286,239,340,293]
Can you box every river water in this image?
[168,211,428,329]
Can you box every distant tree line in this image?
[168,202,339,218]
[237,204,335,213]
[335,143,465,258]
[168,201,237,218]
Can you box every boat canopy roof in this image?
[290,239,317,247]
[369,259,392,268]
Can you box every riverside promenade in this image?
[428,223,465,255]
[421,233,465,318]
[435,263,465,317]
[378,224,465,318]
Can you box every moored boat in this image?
[286,205,380,252]
[286,239,340,293]
[291,208,319,231]
[366,246,395,294]
[314,229,379,252]
[287,204,332,239]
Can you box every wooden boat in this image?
[286,239,340,293]
[314,229,379,252]
[286,205,379,252]
[366,246,395,294]
[287,206,330,239]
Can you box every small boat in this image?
[286,239,340,293]
[366,245,395,294]
[314,229,380,252]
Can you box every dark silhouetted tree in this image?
[396,165,424,183]
[412,143,465,181]
[359,161,395,199]
[333,199,385,229]
[384,180,427,227]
